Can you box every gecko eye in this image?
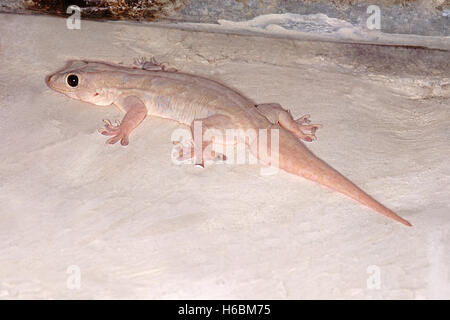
[66,74,79,87]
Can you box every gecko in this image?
[46,58,412,227]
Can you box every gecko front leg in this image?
[98,96,147,146]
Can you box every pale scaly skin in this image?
[47,58,412,227]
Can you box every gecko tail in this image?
[275,128,412,227]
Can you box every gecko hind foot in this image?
[296,133,316,142]
[172,141,194,163]
[295,121,322,142]
[256,104,322,143]
[295,114,311,125]
[172,141,227,165]
[298,123,322,133]
[293,124,322,142]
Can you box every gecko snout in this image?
[46,73,63,91]
[46,74,54,87]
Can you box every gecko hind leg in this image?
[175,115,238,167]
[296,114,311,125]
[256,103,321,142]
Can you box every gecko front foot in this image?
[98,119,130,146]
[134,57,177,72]
[98,119,121,132]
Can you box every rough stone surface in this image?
[0,0,449,36]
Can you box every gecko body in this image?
[47,59,412,226]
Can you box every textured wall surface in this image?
[1,0,449,36]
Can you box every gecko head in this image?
[46,60,117,106]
